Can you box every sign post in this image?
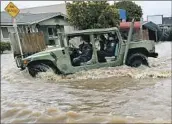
[5,2,23,58]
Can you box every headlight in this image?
[23,59,30,65]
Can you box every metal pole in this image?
[140,17,143,39]
[13,18,23,58]
[123,18,135,65]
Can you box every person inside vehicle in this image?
[99,34,107,51]
[97,33,118,62]
[72,35,93,66]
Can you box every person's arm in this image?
[80,44,92,58]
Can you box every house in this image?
[1,11,74,45]
[0,3,75,43]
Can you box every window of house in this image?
[53,28,58,36]
[49,40,55,45]
[48,28,53,36]
[1,27,9,38]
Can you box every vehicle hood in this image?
[25,47,65,60]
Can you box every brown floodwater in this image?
[1,42,172,123]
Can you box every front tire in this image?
[27,63,55,77]
[127,53,149,67]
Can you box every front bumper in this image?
[15,56,27,69]
[148,52,158,58]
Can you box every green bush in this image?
[0,42,11,53]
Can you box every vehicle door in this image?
[93,30,123,67]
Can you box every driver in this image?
[73,35,92,66]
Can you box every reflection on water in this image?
[1,42,172,123]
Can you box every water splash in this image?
[1,101,171,123]
[1,42,171,82]
[37,42,171,81]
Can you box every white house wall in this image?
[64,26,75,33]
[38,17,74,33]
[0,26,14,42]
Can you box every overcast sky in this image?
[1,1,171,20]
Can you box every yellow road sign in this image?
[5,2,20,18]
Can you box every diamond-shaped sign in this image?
[5,2,20,18]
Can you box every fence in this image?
[10,32,46,56]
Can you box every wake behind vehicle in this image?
[16,20,158,77]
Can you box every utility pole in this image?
[13,18,23,58]
[140,17,143,39]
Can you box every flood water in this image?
[1,42,172,123]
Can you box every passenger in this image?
[73,36,93,66]
[97,34,117,62]
[99,35,106,51]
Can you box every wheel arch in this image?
[126,48,149,66]
[27,60,61,74]
[127,47,149,57]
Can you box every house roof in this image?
[1,12,67,26]
[20,3,67,15]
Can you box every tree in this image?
[66,1,119,30]
[0,42,11,53]
[115,1,143,21]
[98,6,119,28]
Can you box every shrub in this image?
[0,42,11,53]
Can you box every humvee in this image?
[16,20,158,77]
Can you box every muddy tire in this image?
[28,63,55,77]
[127,53,149,67]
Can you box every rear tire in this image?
[28,63,55,77]
[127,53,149,67]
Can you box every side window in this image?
[48,28,53,36]
[1,27,9,38]
[120,30,128,40]
[131,29,141,41]
[94,32,119,51]
[68,34,92,66]
[120,29,141,41]
[94,33,108,51]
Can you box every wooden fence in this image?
[10,32,46,56]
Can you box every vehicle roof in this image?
[66,27,118,35]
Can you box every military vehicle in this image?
[15,20,158,77]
